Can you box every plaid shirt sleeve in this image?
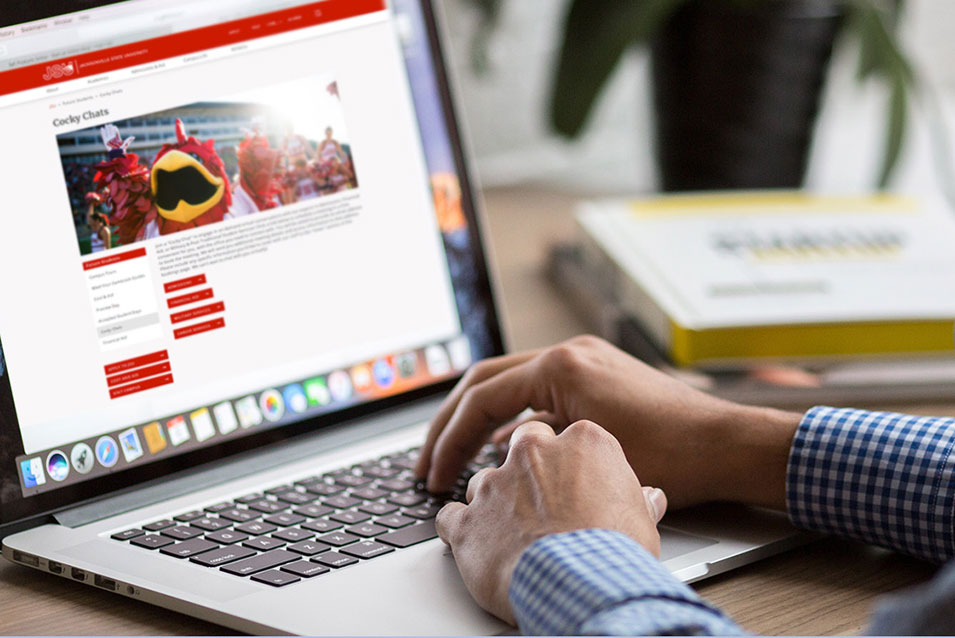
[508,529,744,636]
[787,406,955,563]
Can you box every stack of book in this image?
[550,192,955,406]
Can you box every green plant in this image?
[467,0,912,187]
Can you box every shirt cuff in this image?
[508,529,743,636]
[787,406,955,563]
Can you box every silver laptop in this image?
[0,0,805,634]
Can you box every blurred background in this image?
[438,0,955,198]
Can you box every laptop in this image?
[0,0,807,634]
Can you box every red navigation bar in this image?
[0,0,385,97]
[82,247,146,271]
[104,349,168,375]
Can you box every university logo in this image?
[42,62,75,81]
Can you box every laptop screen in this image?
[0,0,503,527]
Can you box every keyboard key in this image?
[174,510,205,522]
[281,561,330,578]
[323,495,362,510]
[247,499,286,514]
[204,502,231,513]
[350,487,389,500]
[340,540,395,560]
[293,476,323,487]
[377,520,438,548]
[305,483,346,497]
[191,517,232,532]
[235,521,277,536]
[206,529,250,545]
[264,484,293,495]
[190,545,256,567]
[335,474,373,488]
[378,479,415,492]
[218,508,259,523]
[161,525,203,541]
[275,491,313,505]
[346,523,388,538]
[316,531,359,547]
[330,510,370,525]
[293,504,334,518]
[377,514,415,529]
[273,527,313,542]
[252,569,301,587]
[302,519,342,533]
[387,493,427,507]
[220,549,299,576]
[111,529,144,541]
[143,519,175,531]
[388,456,418,470]
[235,493,263,504]
[358,502,399,516]
[131,534,175,549]
[312,552,359,569]
[243,536,286,551]
[264,513,306,527]
[287,540,331,556]
[160,538,219,558]
[403,504,443,520]
[362,466,400,479]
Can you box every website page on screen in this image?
[0,0,474,497]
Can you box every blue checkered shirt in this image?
[508,407,955,635]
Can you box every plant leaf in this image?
[550,0,686,138]
[879,74,907,187]
[847,0,913,187]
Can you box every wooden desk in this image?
[0,186,948,635]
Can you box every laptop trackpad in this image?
[658,525,718,561]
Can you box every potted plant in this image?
[466,0,911,190]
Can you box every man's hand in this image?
[436,419,667,625]
[416,335,802,509]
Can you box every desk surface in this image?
[1,186,950,635]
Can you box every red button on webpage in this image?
[109,373,175,399]
[103,349,169,376]
[174,317,226,340]
[170,301,225,324]
[167,288,214,309]
[163,274,207,294]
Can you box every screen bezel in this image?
[0,0,505,535]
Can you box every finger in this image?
[490,411,560,445]
[427,358,554,492]
[642,486,668,523]
[465,467,495,503]
[500,421,557,469]
[415,350,540,481]
[435,501,467,546]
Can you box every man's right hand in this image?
[415,335,802,509]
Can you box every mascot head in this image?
[150,119,232,231]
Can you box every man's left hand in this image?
[435,419,667,625]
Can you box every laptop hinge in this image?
[53,397,442,528]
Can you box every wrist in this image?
[707,403,802,509]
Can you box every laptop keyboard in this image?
[109,445,499,587]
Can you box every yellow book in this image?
[576,193,955,368]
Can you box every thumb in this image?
[435,501,467,546]
[642,486,667,523]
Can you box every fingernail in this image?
[647,488,666,521]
